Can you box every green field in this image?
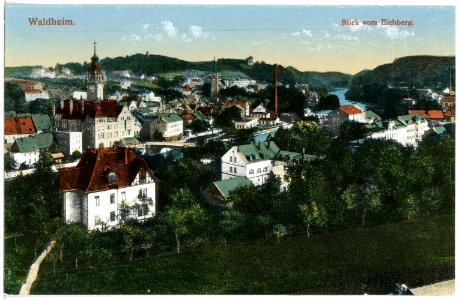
[32,214,454,295]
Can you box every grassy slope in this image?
[32,214,454,295]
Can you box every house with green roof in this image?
[204,176,253,206]
[10,132,54,169]
[363,114,429,148]
[221,141,318,188]
[139,113,184,141]
[31,114,52,132]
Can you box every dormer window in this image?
[107,171,117,184]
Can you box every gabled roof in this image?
[408,110,444,119]
[12,132,54,153]
[58,147,156,193]
[154,113,183,123]
[237,141,281,163]
[55,99,124,119]
[4,116,36,135]
[365,110,380,119]
[339,105,364,115]
[213,176,253,199]
[31,114,52,131]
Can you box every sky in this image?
[4,3,456,74]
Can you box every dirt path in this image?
[411,279,455,296]
[19,240,56,295]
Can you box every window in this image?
[234,167,237,173]
[110,193,115,204]
[263,167,268,172]
[95,196,100,206]
[138,204,149,217]
[108,172,117,184]
[95,215,101,225]
[110,211,116,222]
[230,167,233,173]
[257,168,261,173]
[234,157,237,163]
[249,169,254,175]
[139,170,146,183]
[121,191,126,201]
[139,188,147,198]
[230,157,233,162]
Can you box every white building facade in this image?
[59,147,157,230]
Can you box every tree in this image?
[190,119,207,133]
[4,82,27,113]
[4,153,17,171]
[342,182,382,227]
[255,214,273,240]
[272,224,287,245]
[215,106,243,128]
[160,188,208,253]
[219,209,246,245]
[317,94,340,110]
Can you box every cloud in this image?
[190,25,208,39]
[130,34,142,42]
[302,29,313,37]
[143,23,150,31]
[161,20,177,37]
[378,25,414,40]
[292,32,300,36]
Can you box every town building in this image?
[442,94,455,109]
[364,113,429,148]
[204,176,253,206]
[9,132,54,168]
[58,147,158,230]
[24,89,50,102]
[221,141,317,187]
[139,113,184,141]
[53,131,83,158]
[54,99,136,149]
[4,115,37,145]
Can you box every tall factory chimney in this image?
[274,64,278,116]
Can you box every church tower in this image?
[86,41,105,100]
[210,57,220,98]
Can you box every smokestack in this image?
[274,64,278,116]
[61,99,64,109]
[124,147,128,165]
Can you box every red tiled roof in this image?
[339,105,363,115]
[196,107,213,115]
[58,147,156,193]
[443,95,455,103]
[181,85,192,91]
[181,114,194,121]
[25,89,45,94]
[55,99,123,119]
[4,116,37,135]
[409,110,444,119]
[444,107,455,116]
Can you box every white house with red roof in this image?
[24,89,50,102]
[328,104,377,133]
[58,147,158,230]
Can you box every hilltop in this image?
[346,55,455,102]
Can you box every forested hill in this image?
[346,55,455,102]
[56,53,352,88]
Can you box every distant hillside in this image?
[55,54,352,89]
[346,55,455,102]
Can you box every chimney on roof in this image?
[69,99,74,115]
[81,98,85,114]
[61,99,64,110]
[274,64,278,117]
[124,147,128,165]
